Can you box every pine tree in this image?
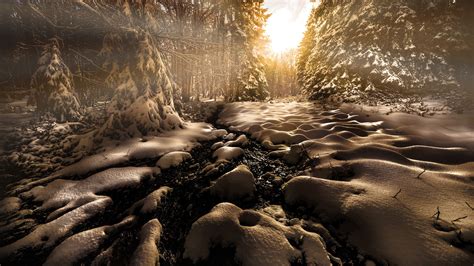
[230,0,270,102]
[98,0,182,138]
[297,0,473,103]
[31,38,81,122]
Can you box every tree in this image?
[96,0,183,138]
[31,38,81,122]
[297,0,473,104]
[229,0,270,101]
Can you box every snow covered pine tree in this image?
[31,38,81,122]
[297,0,473,104]
[96,0,183,139]
[230,0,270,102]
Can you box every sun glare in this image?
[264,0,317,53]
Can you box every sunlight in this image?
[264,0,318,53]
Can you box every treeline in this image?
[0,0,273,126]
[297,0,474,105]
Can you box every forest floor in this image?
[0,100,473,265]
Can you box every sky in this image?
[263,0,320,53]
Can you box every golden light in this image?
[264,0,317,53]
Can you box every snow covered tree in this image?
[229,0,270,102]
[101,29,182,137]
[31,38,81,122]
[96,0,183,138]
[297,0,473,104]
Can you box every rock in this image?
[210,165,255,201]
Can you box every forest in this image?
[0,0,473,265]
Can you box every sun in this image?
[264,0,316,53]
[266,10,296,53]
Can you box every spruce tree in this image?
[31,38,81,122]
[230,0,270,102]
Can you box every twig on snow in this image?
[392,189,402,199]
[417,168,426,179]
[466,202,474,211]
[451,216,468,223]
[432,207,441,220]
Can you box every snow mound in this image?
[11,122,225,194]
[212,146,244,163]
[130,219,162,266]
[183,202,333,265]
[210,165,255,201]
[44,215,136,266]
[0,197,111,259]
[220,102,474,264]
[283,176,474,265]
[156,151,192,170]
[0,197,21,216]
[20,167,156,221]
[127,186,172,215]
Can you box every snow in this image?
[184,202,332,265]
[130,219,162,266]
[210,165,255,201]
[11,122,226,194]
[0,197,111,259]
[219,102,474,264]
[298,1,470,102]
[212,146,244,163]
[0,197,21,216]
[20,167,156,221]
[129,186,172,214]
[156,151,192,170]
[43,215,137,266]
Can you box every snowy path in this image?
[0,102,473,265]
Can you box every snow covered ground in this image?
[0,101,473,265]
[218,101,474,265]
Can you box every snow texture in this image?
[184,202,332,265]
[130,219,163,266]
[156,151,192,170]
[31,38,81,122]
[219,102,474,264]
[44,216,137,266]
[210,165,255,201]
[298,0,473,101]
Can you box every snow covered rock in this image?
[130,219,163,266]
[212,146,244,163]
[0,197,21,216]
[0,197,111,259]
[283,176,474,265]
[183,202,333,265]
[210,165,255,201]
[20,167,156,221]
[224,134,249,147]
[156,151,192,170]
[43,216,137,266]
[127,186,172,215]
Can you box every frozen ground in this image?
[0,101,473,265]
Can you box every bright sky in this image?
[264,0,320,53]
